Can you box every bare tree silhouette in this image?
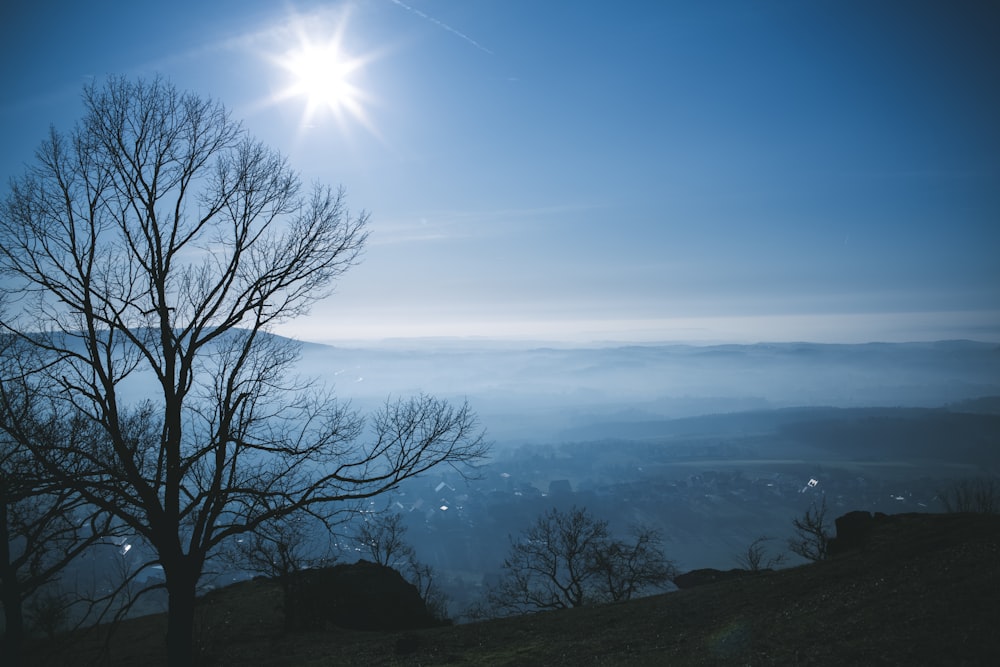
[0,76,488,666]
[353,511,450,620]
[0,333,118,667]
[939,478,1000,514]
[488,506,674,615]
[734,535,786,572]
[789,496,832,562]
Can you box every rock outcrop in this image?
[285,560,439,632]
[672,567,755,589]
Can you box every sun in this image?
[265,11,377,135]
[282,41,360,117]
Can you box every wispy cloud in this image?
[388,0,494,55]
[371,203,599,245]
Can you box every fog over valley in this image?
[251,335,1000,616]
[294,338,1000,444]
[54,333,1000,621]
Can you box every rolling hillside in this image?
[30,512,1000,666]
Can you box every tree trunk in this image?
[0,589,24,667]
[164,563,198,667]
[1,495,24,667]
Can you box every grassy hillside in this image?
[28,512,1000,666]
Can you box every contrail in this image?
[388,0,494,55]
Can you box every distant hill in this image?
[31,512,1000,665]
[949,396,1000,415]
[556,405,1000,467]
[292,338,1000,442]
[86,331,1000,443]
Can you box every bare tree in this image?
[223,513,334,581]
[353,511,450,620]
[24,587,71,640]
[0,76,488,666]
[220,511,340,632]
[0,440,98,667]
[353,512,414,567]
[734,535,786,572]
[0,334,119,667]
[488,507,674,615]
[789,496,832,562]
[406,558,449,621]
[939,478,1000,514]
[590,525,676,602]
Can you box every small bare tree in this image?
[353,512,449,620]
[406,558,449,622]
[938,478,1000,514]
[221,511,340,632]
[488,507,674,615]
[25,588,70,640]
[734,536,786,572]
[0,334,119,667]
[0,460,101,667]
[353,512,414,567]
[789,497,832,562]
[0,76,488,666]
[590,525,676,602]
[224,514,335,580]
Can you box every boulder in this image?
[827,510,881,556]
[672,567,754,589]
[285,560,439,632]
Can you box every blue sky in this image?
[2,1,998,344]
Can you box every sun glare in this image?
[284,42,358,115]
[266,11,377,135]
